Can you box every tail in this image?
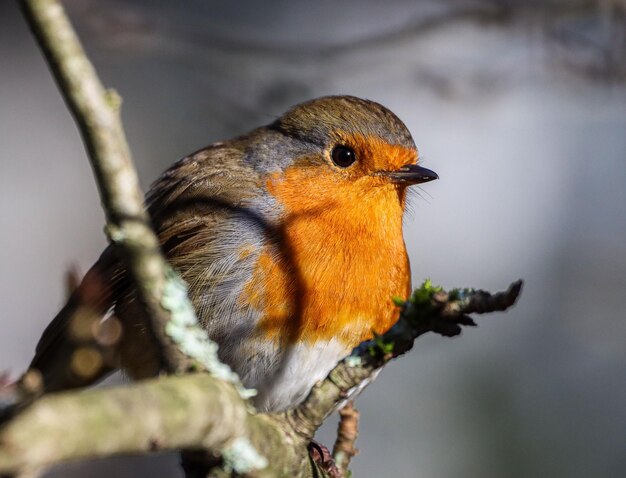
[30,247,124,393]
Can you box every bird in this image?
[30,95,438,412]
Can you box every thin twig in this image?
[332,402,360,477]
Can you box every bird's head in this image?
[248,95,438,223]
[268,95,436,182]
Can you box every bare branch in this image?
[19,0,190,374]
[332,402,360,477]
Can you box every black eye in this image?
[331,145,357,168]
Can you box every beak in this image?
[386,164,439,185]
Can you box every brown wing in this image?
[31,139,262,390]
[145,141,264,287]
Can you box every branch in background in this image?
[147,0,625,81]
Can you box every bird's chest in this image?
[241,205,411,349]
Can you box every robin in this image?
[30,95,438,412]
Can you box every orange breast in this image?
[240,164,411,347]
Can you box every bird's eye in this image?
[331,145,357,168]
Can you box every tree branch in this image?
[332,402,360,476]
[0,374,307,477]
[19,0,190,375]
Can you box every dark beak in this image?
[387,164,439,185]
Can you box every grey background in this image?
[1,1,625,477]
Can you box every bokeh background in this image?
[1,1,625,477]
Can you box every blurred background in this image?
[1,0,625,477]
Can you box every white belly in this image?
[231,338,351,412]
